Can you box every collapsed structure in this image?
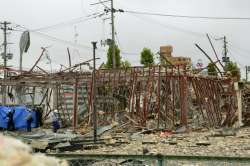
[0,62,238,130]
[1,43,248,165]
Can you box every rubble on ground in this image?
[52,126,250,157]
[9,125,250,158]
[3,116,250,165]
[3,123,250,165]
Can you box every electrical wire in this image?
[228,47,249,62]
[30,17,95,32]
[228,46,249,59]
[228,42,250,56]
[98,0,110,9]
[33,31,108,53]
[228,50,245,70]
[81,0,86,14]
[114,27,139,56]
[128,13,205,38]
[115,29,123,50]
[11,23,106,52]
[124,10,250,21]
[126,11,249,66]
[121,51,139,56]
[12,16,96,33]
[33,31,91,49]
[7,21,141,67]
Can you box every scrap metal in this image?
[0,65,237,129]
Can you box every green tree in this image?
[207,63,218,76]
[105,44,121,68]
[121,60,131,69]
[140,48,154,67]
[224,61,241,79]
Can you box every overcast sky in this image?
[0,0,250,76]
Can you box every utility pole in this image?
[215,35,229,75]
[216,36,229,68]
[91,41,97,143]
[111,0,116,69]
[91,0,124,68]
[1,21,11,105]
[3,22,9,79]
[246,66,250,82]
[223,36,229,66]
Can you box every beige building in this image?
[160,45,191,66]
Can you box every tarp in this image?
[0,106,11,129]
[0,106,37,130]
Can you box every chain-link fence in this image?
[49,154,250,166]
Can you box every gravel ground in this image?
[69,127,250,157]
[63,127,250,165]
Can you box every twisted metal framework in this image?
[0,65,237,128]
[91,66,236,128]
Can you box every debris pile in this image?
[62,127,250,157]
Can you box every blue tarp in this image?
[0,106,10,129]
[0,106,37,130]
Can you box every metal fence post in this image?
[157,154,164,166]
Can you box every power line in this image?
[11,23,100,51]
[124,10,250,21]
[228,47,249,60]
[31,17,95,32]
[32,31,108,53]
[12,22,138,59]
[228,50,245,70]
[228,42,250,55]
[121,51,139,56]
[114,27,140,56]
[114,29,122,49]
[98,0,109,9]
[34,32,90,48]
[12,16,96,33]
[126,12,250,62]
[128,13,205,37]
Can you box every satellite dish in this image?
[19,31,30,55]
